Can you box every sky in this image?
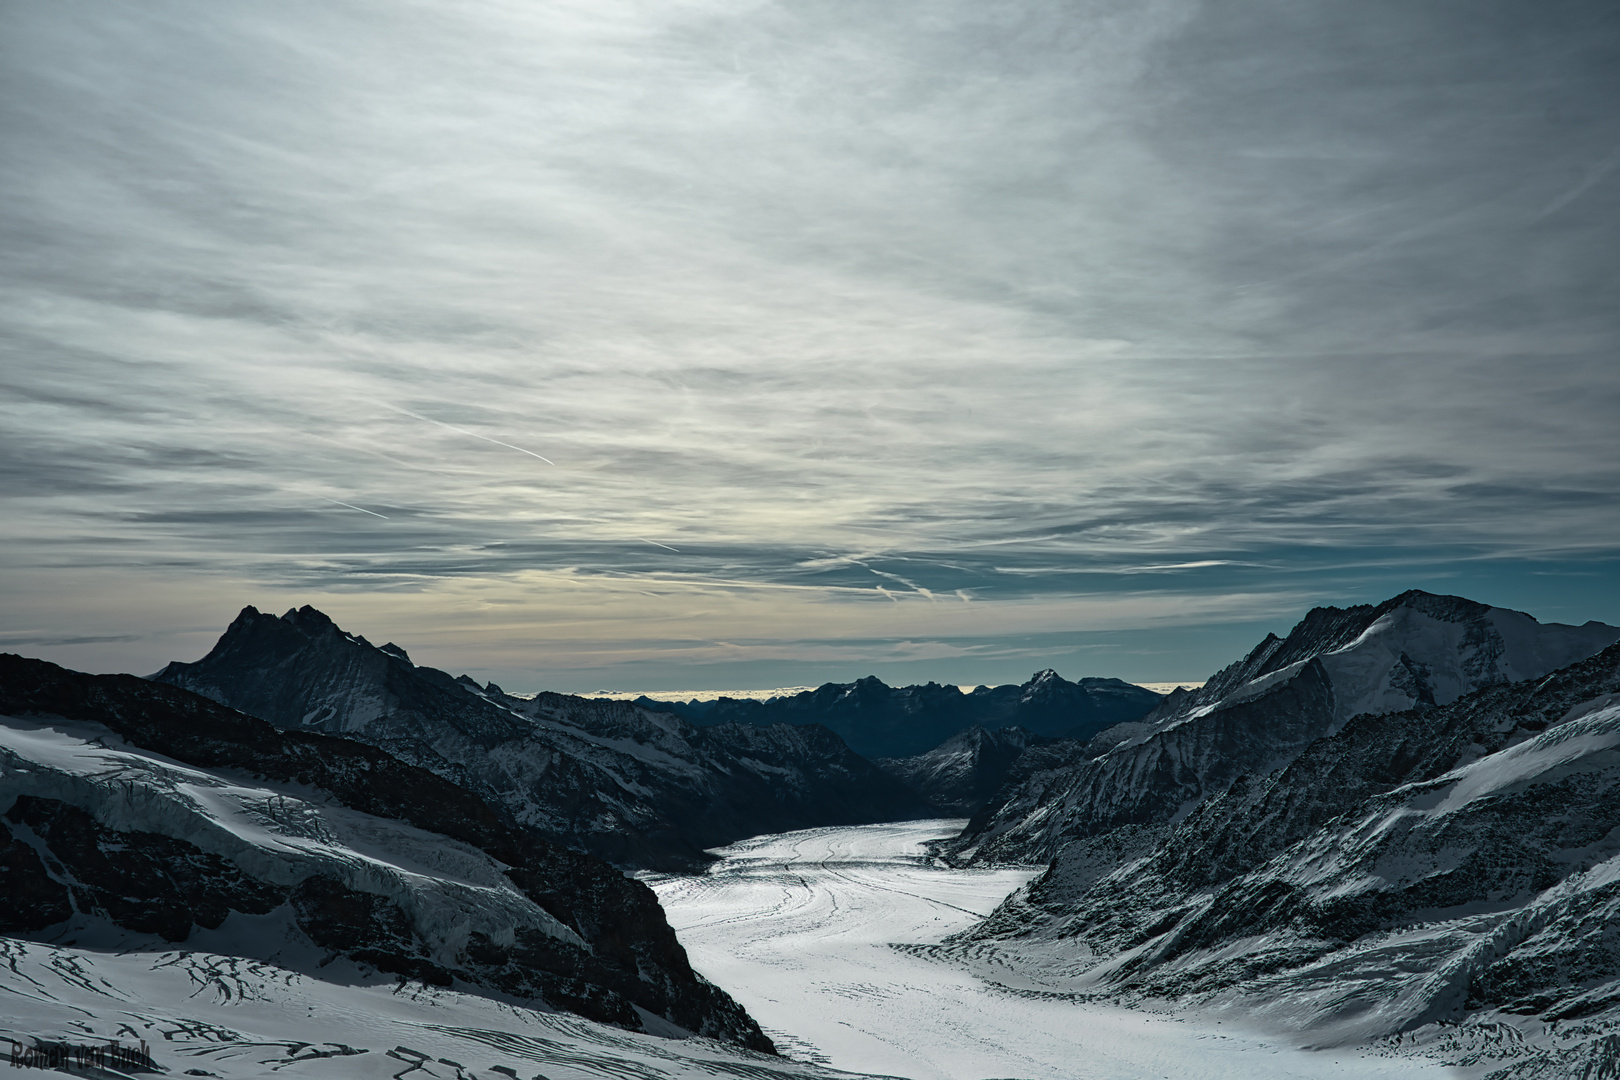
[3,0,1618,693]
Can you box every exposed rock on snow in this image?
[938,638,1620,1074]
[945,591,1620,865]
[875,726,1055,816]
[0,653,772,1050]
[154,606,931,870]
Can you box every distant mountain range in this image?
[149,607,1168,869]
[637,669,1162,758]
[154,606,930,870]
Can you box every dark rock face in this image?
[876,727,1055,816]
[681,721,932,834]
[954,639,1620,1042]
[153,606,930,870]
[289,875,456,988]
[4,795,282,941]
[643,669,1161,759]
[945,590,1620,865]
[947,659,1339,864]
[0,653,773,1051]
[0,830,72,933]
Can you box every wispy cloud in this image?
[1,0,1617,684]
[375,403,557,466]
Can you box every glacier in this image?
[648,822,1453,1080]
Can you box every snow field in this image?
[651,822,1455,1080]
[0,930,850,1080]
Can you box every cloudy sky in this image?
[3,0,1618,691]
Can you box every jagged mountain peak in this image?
[948,591,1620,866]
[945,723,997,747]
[1019,669,1065,699]
[1159,590,1619,727]
[154,605,486,742]
[194,605,382,668]
[286,602,336,623]
[153,608,930,869]
[275,603,355,640]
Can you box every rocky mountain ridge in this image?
[939,638,1620,1076]
[875,726,1056,816]
[154,606,931,870]
[0,653,771,1050]
[640,668,1161,758]
[943,590,1620,865]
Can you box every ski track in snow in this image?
[650,821,1454,1080]
[0,931,841,1080]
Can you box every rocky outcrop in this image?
[644,669,1160,758]
[0,653,772,1050]
[3,795,284,940]
[944,591,1619,865]
[875,726,1055,816]
[153,606,930,870]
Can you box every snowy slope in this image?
[0,935,856,1080]
[154,606,930,870]
[934,640,1620,1077]
[0,653,770,1049]
[946,591,1620,865]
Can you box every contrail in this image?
[375,402,555,465]
[867,566,935,600]
[1535,146,1620,222]
[319,496,389,519]
[638,538,681,552]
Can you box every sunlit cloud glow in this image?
[2,0,1617,688]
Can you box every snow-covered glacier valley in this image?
[0,813,1450,1080]
[649,822,1453,1080]
[14,593,1619,1080]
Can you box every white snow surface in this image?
[1316,605,1614,723]
[649,822,1452,1080]
[0,713,583,955]
[0,930,848,1080]
[1433,699,1620,813]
